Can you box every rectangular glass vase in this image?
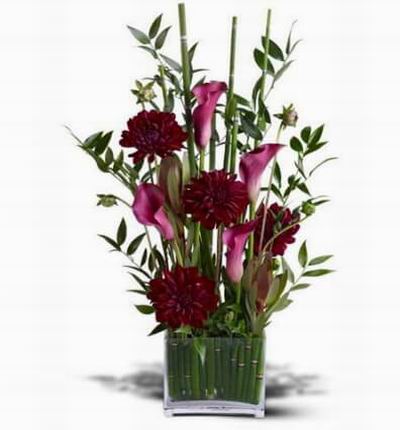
[164,334,265,417]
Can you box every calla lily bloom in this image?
[239,144,284,203]
[223,220,257,283]
[132,183,174,240]
[192,81,228,150]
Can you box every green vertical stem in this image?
[221,338,231,398]
[255,9,272,148]
[158,64,168,111]
[167,338,176,399]
[177,339,185,399]
[178,3,197,177]
[184,340,192,398]
[229,110,239,174]
[253,337,265,404]
[241,338,252,400]
[215,338,222,397]
[191,342,201,399]
[228,339,239,399]
[171,339,179,400]
[206,338,215,399]
[214,225,224,295]
[209,116,216,171]
[246,337,262,403]
[223,16,238,170]
[236,341,245,399]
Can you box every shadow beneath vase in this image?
[89,362,325,418]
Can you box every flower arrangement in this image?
[70,3,335,417]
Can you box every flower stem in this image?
[178,3,197,177]
[158,64,168,110]
[215,225,224,294]
[223,16,238,170]
[262,215,310,256]
[229,110,239,173]
[209,115,216,171]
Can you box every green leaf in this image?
[301,126,312,143]
[140,249,148,266]
[298,241,308,267]
[83,132,102,149]
[309,157,338,176]
[303,269,335,277]
[160,54,182,72]
[127,233,145,255]
[135,304,154,315]
[291,283,311,291]
[290,136,303,152]
[113,150,124,173]
[155,26,171,50]
[104,147,113,165]
[253,49,275,74]
[94,131,112,155]
[309,255,333,266]
[117,218,127,246]
[138,45,157,59]
[98,234,120,250]
[273,292,292,312]
[297,182,311,196]
[240,115,263,140]
[193,338,206,365]
[285,20,297,55]
[148,14,162,39]
[304,142,328,156]
[274,60,294,82]
[188,42,198,63]
[273,161,282,187]
[309,125,324,145]
[126,289,146,295]
[148,323,166,336]
[128,272,147,289]
[262,37,284,61]
[127,26,151,44]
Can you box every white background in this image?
[1,0,400,428]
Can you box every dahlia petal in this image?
[239,144,284,203]
[132,183,174,241]
[192,81,227,150]
[223,220,257,283]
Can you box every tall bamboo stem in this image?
[223,17,238,170]
[255,9,272,148]
[178,3,197,177]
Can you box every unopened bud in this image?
[97,194,117,208]
[158,155,183,214]
[301,202,316,216]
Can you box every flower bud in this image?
[301,202,316,216]
[97,194,117,207]
[131,81,156,104]
[158,155,183,215]
[275,104,298,128]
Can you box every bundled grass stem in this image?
[166,335,265,404]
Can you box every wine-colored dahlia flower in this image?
[183,170,249,229]
[147,266,218,329]
[254,203,300,256]
[119,110,187,163]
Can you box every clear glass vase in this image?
[163,334,266,417]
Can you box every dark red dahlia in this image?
[254,203,300,256]
[119,110,187,163]
[147,266,218,329]
[182,170,249,229]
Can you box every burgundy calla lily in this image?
[239,144,284,203]
[223,220,257,283]
[132,183,174,240]
[192,81,228,150]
